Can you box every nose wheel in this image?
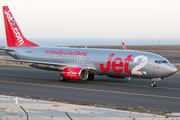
[151,81,156,87]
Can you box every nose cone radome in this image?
[166,64,177,76]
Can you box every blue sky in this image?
[0,0,180,45]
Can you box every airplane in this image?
[0,6,177,87]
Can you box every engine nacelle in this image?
[62,67,88,80]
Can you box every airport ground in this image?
[74,45,180,57]
[0,65,179,113]
[0,45,180,116]
[0,95,171,120]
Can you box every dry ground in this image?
[72,45,180,56]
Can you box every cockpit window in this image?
[155,60,168,64]
[162,60,168,63]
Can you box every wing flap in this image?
[122,42,127,50]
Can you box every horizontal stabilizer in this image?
[0,47,14,51]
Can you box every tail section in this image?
[122,42,127,50]
[3,6,39,47]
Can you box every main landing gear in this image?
[87,74,94,81]
[151,81,156,87]
[59,74,69,81]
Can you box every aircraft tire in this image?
[87,74,94,81]
[59,75,68,81]
[151,81,156,87]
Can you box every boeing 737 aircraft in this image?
[0,6,177,87]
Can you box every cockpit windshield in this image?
[155,60,168,64]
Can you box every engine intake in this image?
[62,67,88,80]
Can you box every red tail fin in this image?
[122,42,127,50]
[3,6,39,47]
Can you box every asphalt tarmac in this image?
[0,65,179,112]
[164,56,180,63]
[0,50,8,56]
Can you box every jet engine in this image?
[62,67,88,80]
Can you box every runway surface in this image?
[0,50,8,56]
[0,65,179,112]
[164,56,180,63]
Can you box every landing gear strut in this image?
[59,74,68,81]
[151,81,156,87]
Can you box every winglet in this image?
[122,42,127,50]
[2,6,39,47]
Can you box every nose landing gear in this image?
[151,81,156,87]
[151,78,164,87]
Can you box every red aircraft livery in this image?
[44,49,87,56]
[100,54,132,74]
[0,6,177,87]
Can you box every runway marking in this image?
[0,80,180,100]
[0,73,180,91]
[0,67,40,71]
[0,73,57,80]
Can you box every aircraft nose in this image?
[166,64,177,76]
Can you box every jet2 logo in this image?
[100,53,148,75]
[4,10,24,45]
[100,53,132,73]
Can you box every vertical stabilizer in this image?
[3,6,39,47]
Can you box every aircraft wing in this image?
[0,58,96,71]
[122,42,127,50]
[0,47,14,51]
